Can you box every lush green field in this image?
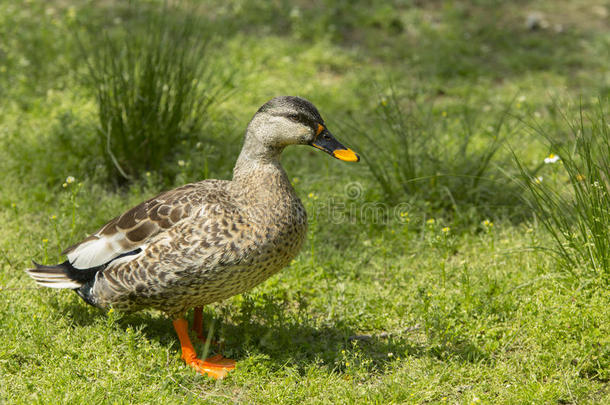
[1,1,608,403]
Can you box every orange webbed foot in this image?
[185,354,236,379]
[174,316,234,380]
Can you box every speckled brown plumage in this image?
[86,171,306,318]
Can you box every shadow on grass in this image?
[42,283,489,376]
[51,297,489,377]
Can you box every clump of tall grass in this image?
[82,3,229,185]
[516,99,610,284]
[346,87,521,221]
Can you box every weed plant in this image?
[516,99,610,284]
[347,86,522,221]
[82,3,228,185]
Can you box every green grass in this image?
[1,0,609,403]
[516,100,610,284]
[82,2,231,185]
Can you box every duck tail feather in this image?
[26,260,100,289]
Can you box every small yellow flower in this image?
[66,176,75,184]
[145,172,151,177]
[426,218,435,224]
[442,227,450,233]
[345,362,350,367]
[482,219,493,227]
[51,215,57,220]
[576,174,585,182]
[534,176,543,184]
[380,99,388,107]
[441,111,447,117]
[42,238,49,243]
[108,308,114,315]
[66,6,76,20]
[442,397,447,401]
[62,183,68,188]
[178,160,186,167]
[11,203,16,208]
[292,177,300,184]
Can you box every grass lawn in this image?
[0,1,608,403]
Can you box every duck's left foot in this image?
[173,318,235,379]
[187,354,236,379]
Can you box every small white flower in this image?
[535,176,543,184]
[178,160,186,167]
[544,154,560,164]
[65,176,75,184]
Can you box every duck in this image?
[26,96,359,379]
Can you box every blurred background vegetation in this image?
[0,0,608,403]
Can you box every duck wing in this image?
[63,182,225,269]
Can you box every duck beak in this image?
[310,125,360,162]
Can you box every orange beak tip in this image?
[333,149,360,162]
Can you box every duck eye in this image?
[287,114,300,122]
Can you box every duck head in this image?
[243,96,360,162]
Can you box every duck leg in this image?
[192,306,204,341]
[191,306,221,346]
[173,318,235,379]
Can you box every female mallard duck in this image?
[27,96,359,379]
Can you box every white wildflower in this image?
[544,153,560,164]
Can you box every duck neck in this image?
[232,132,292,195]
